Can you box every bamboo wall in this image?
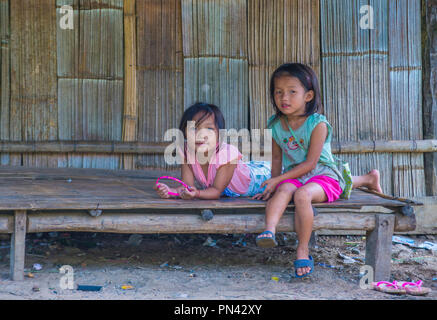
[0,0,431,198]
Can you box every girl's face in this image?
[273,76,314,118]
[186,112,219,156]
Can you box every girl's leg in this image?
[293,183,327,276]
[258,182,299,239]
[352,169,382,193]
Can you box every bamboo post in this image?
[0,139,435,154]
[122,0,138,170]
[423,0,437,196]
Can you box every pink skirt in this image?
[275,175,342,203]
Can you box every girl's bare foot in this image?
[366,169,383,193]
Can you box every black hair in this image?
[179,102,225,139]
[269,63,323,124]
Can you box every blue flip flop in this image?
[256,231,278,248]
[293,255,314,278]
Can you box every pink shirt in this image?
[185,143,251,195]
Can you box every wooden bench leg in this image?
[10,210,27,281]
[365,214,395,282]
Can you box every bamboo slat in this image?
[248,0,320,134]
[389,0,425,197]
[10,0,59,168]
[0,0,10,144]
[57,0,124,169]
[136,0,184,169]
[182,0,247,58]
[182,0,249,132]
[184,57,248,130]
[321,0,393,195]
[0,0,11,166]
[121,0,137,170]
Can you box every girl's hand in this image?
[154,183,176,199]
[252,177,280,201]
[179,186,199,200]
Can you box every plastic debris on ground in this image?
[271,276,279,282]
[77,285,102,292]
[232,235,247,247]
[32,263,42,271]
[126,234,143,246]
[121,285,134,290]
[203,236,218,247]
[338,253,363,264]
[392,236,437,252]
[318,262,337,269]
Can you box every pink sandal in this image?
[397,280,431,296]
[371,281,407,295]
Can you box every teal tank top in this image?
[267,113,345,190]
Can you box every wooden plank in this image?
[9,210,27,281]
[121,0,138,170]
[25,211,415,234]
[423,0,437,195]
[365,214,395,281]
[0,165,413,210]
[10,0,59,168]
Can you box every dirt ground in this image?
[0,232,435,300]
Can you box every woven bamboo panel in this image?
[0,0,15,165]
[0,0,9,141]
[9,0,59,168]
[136,0,183,169]
[182,0,248,132]
[56,0,124,169]
[184,57,248,130]
[182,0,247,58]
[389,0,425,197]
[321,0,393,195]
[248,0,320,134]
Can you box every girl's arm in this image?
[270,138,283,178]
[172,163,197,194]
[154,163,196,198]
[180,163,237,200]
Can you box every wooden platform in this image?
[0,166,421,282]
[0,166,416,210]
